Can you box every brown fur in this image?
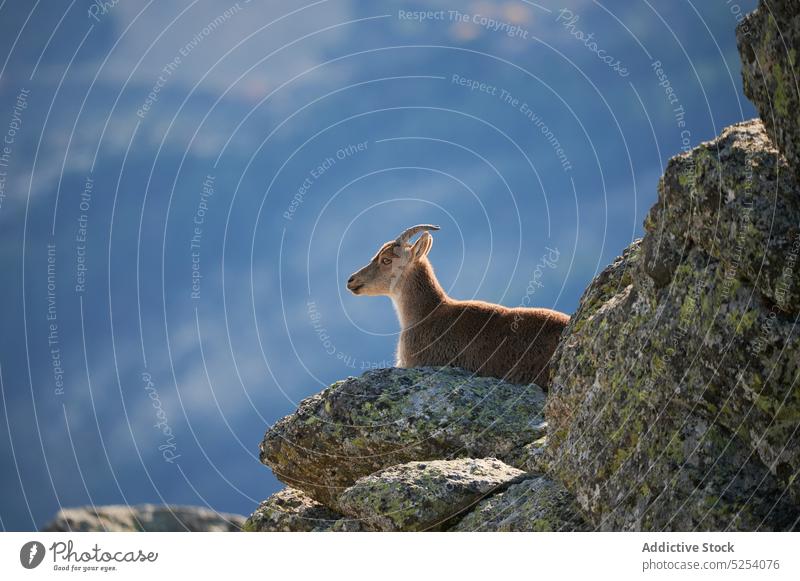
[347,231,569,389]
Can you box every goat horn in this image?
[395,224,440,245]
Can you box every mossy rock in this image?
[453,475,589,532]
[738,0,800,180]
[337,458,526,531]
[243,488,344,532]
[546,125,800,531]
[260,367,546,508]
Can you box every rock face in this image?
[453,476,587,532]
[260,366,546,508]
[337,458,525,531]
[738,0,800,179]
[43,505,245,532]
[641,120,800,311]
[541,1,800,530]
[545,125,800,529]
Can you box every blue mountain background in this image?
[0,0,757,530]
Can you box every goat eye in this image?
[381,257,392,265]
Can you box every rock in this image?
[260,367,546,508]
[329,518,371,532]
[42,505,245,532]
[243,488,344,532]
[738,0,800,178]
[546,123,800,530]
[337,458,525,531]
[453,476,588,531]
[642,120,800,312]
[523,436,549,473]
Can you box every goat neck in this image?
[391,258,447,329]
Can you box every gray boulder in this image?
[337,458,525,531]
[43,504,245,532]
[243,488,344,532]
[453,476,588,532]
[260,367,546,508]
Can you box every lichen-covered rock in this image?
[737,0,800,179]
[260,367,546,508]
[453,476,588,532]
[546,123,800,530]
[43,505,245,532]
[337,458,525,531]
[642,120,800,312]
[329,518,370,532]
[523,435,549,473]
[243,488,344,532]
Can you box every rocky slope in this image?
[247,0,799,532]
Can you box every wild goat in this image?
[347,224,570,389]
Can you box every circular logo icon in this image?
[20,541,46,569]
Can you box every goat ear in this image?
[411,232,433,260]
